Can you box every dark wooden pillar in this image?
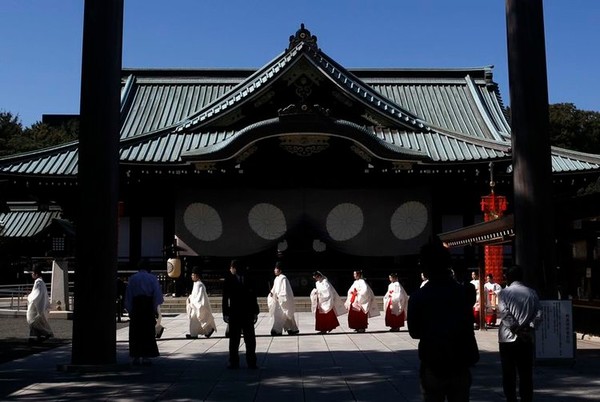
[506,0,556,298]
[72,0,123,364]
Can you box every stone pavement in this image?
[0,311,599,401]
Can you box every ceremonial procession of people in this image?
[109,238,540,401]
[23,242,540,400]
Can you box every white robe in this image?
[268,274,298,332]
[471,279,481,311]
[27,277,53,337]
[310,277,346,316]
[383,281,408,316]
[345,278,380,318]
[186,280,217,336]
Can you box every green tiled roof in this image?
[0,27,599,177]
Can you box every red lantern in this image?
[481,192,507,284]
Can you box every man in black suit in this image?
[408,238,479,401]
[222,259,260,369]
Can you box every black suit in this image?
[408,275,479,401]
[222,272,259,368]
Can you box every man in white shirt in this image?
[125,260,164,366]
[498,265,542,402]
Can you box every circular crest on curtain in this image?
[390,201,428,240]
[326,203,364,241]
[248,203,287,240]
[183,203,223,241]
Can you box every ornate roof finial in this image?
[287,23,318,51]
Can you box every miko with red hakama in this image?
[384,278,408,331]
[310,273,346,333]
[345,272,379,332]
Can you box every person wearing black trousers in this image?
[222,259,260,369]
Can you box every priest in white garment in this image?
[27,265,53,342]
[186,267,216,339]
[268,262,299,335]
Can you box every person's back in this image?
[408,239,478,401]
[409,274,478,371]
[498,265,541,402]
[223,269,258,321]
[222,260,259,369]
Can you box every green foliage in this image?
[505,103,600,154]
[0,112,24,157]
[548,103,600,154]
[0,111,78,157]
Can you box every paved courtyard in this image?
[0,311,599,401]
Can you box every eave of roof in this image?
[0,208,63,238]
[438,214,514,247]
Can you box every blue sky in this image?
[1,0,598,128]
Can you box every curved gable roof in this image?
[0,25,598,176]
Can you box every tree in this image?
[506,103,600,154]
[0,111,78,157]
[0,112,24,157]
[548,103,600,153]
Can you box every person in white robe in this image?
[383,273,409,331]
[186,267,216,339]
[27,266,53,342]
[345,270,380,332]
[470,271,481,328]
[310,271,346,333]
[268,262,299,335]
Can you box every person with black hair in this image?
[268,261,299,336]
[124,260,164,366]
[344,270,379,333]
[310,271,346,334]
[408,238,479,401]
[498,265,541,402]
[26,265,53,342]
[384,273,408,332]
[222,259,259,369]
[185,267,216,339]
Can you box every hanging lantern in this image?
[480,171,508,285]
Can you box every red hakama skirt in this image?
[385,305,405,329]
[485,309,497,325]
[315,309,339,332]
[348,307,368,330]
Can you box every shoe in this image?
[270,330,282,336]
[390,328,400,332]
[356,329,366,333]
[288,330,299,335]
[205,329,215,338]
[186,334,198,339]
[156,327,165,339]
[318,331,327,334]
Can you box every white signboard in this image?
[535,300,574,360]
